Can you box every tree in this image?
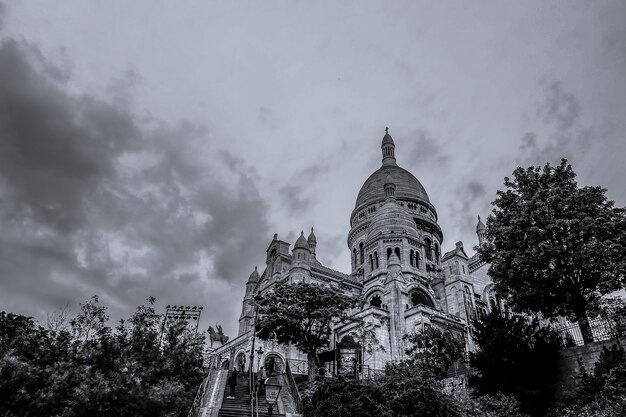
[0,297,204,417]
[469,310,562,417]
[403,326,466,380]
[302,326,466,417]
[477,160,626,343]
[254,281,359,382]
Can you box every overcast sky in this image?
[1,1,625,338]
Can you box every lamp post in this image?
[264,373,282,417]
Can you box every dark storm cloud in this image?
[405,129,450,168]
[0,39,140,233]
[518,81,591,166]
[0,35,271,323]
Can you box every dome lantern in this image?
[381,127,396,166]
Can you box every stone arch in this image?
[234,349,247,373]
[409,287,435,308]
[264,352,286,375]
[424,238,432,261]
[364,288,384,308]
[220,358,230,369]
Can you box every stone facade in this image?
[209,131,501,374]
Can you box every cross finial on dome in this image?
[385,126,388,133]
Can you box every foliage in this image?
[302,377,391,417]
[404,326,466,380]
[477,160,626,342]
[302,326,466,417]
[553,342,626,417]
[255,281,359,381]
[0,296,204,417]
[469,310,562,417]
[454,390,529,417]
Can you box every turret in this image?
[238,266,260,335]
[476,215,486,245]
[307,227,317,256]
[292,231,311,262]
[381,127,396,166]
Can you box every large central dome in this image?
[355,165,430,209]
[354,130,430,211]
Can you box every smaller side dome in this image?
[476,215,486,232]
[307,227,317,243]
[294,231,310,251]
[247,266,260,283]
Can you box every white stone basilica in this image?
[209,130,502,376]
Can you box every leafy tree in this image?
[469,310,562,417]
[302,326,465,417]
[302,377,391,417]
[477,160,626,342]
[404,326,466,380]
[255,281,359,382]
[0,296,205,417]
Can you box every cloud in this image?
[446,180,489,245]
[277,163,328,215]
[405,129,450,168]
[518,81,592,166]
[279,184,312,214]
[0,35,271,335]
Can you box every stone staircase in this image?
[217,375,284,417]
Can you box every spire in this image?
[381,127,397,166]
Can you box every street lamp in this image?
[264,373,282,417]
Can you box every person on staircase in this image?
[256,366,267,396]
[226,367,238,399]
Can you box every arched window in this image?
[375,252,379,268]
[369,254,373,270]
[369,294,382,308]
[410,249,415,266]
[434,243,440,264]
[410,290,434,308]
[394,247,401,262]
[415,252,420,268]
[359,242,364,265]
[353,249,357,267]
[424,238,432,261]
[387,247,392,260]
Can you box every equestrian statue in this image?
[207,324,229,347]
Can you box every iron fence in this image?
[554,313,626,346]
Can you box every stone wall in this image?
[555,336,626,396]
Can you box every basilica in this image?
[208,130,502,377]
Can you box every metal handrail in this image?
[286,358,308,375]
[187,367,217,417]
[285,361,303,414]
